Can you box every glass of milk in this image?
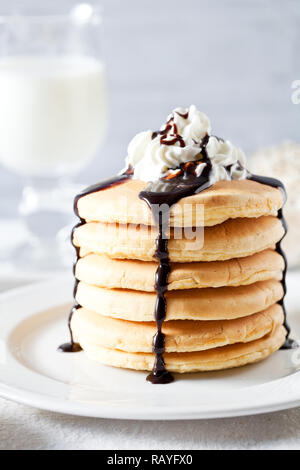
[0,4,107,271]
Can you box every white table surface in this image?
[1,397,300,450]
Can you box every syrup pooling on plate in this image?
[58,304,82,352]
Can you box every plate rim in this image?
[1,382,300,420]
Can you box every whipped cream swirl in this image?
[125,105,248,184]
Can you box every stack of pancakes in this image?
[71,178,287,374]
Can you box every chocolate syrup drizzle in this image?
[152,113,186,147]
[139,135,212,383]
[59,110,296,379]
[58,173,132,353]
[248,174,296,349]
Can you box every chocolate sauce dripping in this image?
[58,304,82,352]
[248,174,297,349]
[161,133,185,147]
[151,111,188,147]
[175,110,189,119]
[73,173,132,219]
[139,135,212,384]
[58,172,132,353]
[58,221,84,353]
[140,140,295,382]
[142,201,174,384]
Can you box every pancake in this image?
[75,325,286,373]
[74,216,284,263]
[71,304,284,353]
[75,249,283,291]
[75,279,283,321]
[76,178,283,227]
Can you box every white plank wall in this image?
[0,0,299,216]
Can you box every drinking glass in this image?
[0,3,107,271]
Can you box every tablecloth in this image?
[1,397,300,450]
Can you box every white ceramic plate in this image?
[1,273,300,420]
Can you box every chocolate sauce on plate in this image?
[58,304,82,352]
[152,114,186,147]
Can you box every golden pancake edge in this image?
[76,179,283,227]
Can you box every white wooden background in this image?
[0,0,299,216]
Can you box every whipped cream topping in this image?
[125,105,248,184]
[207,136,248,183]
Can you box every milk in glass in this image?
[0,56,107,176]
